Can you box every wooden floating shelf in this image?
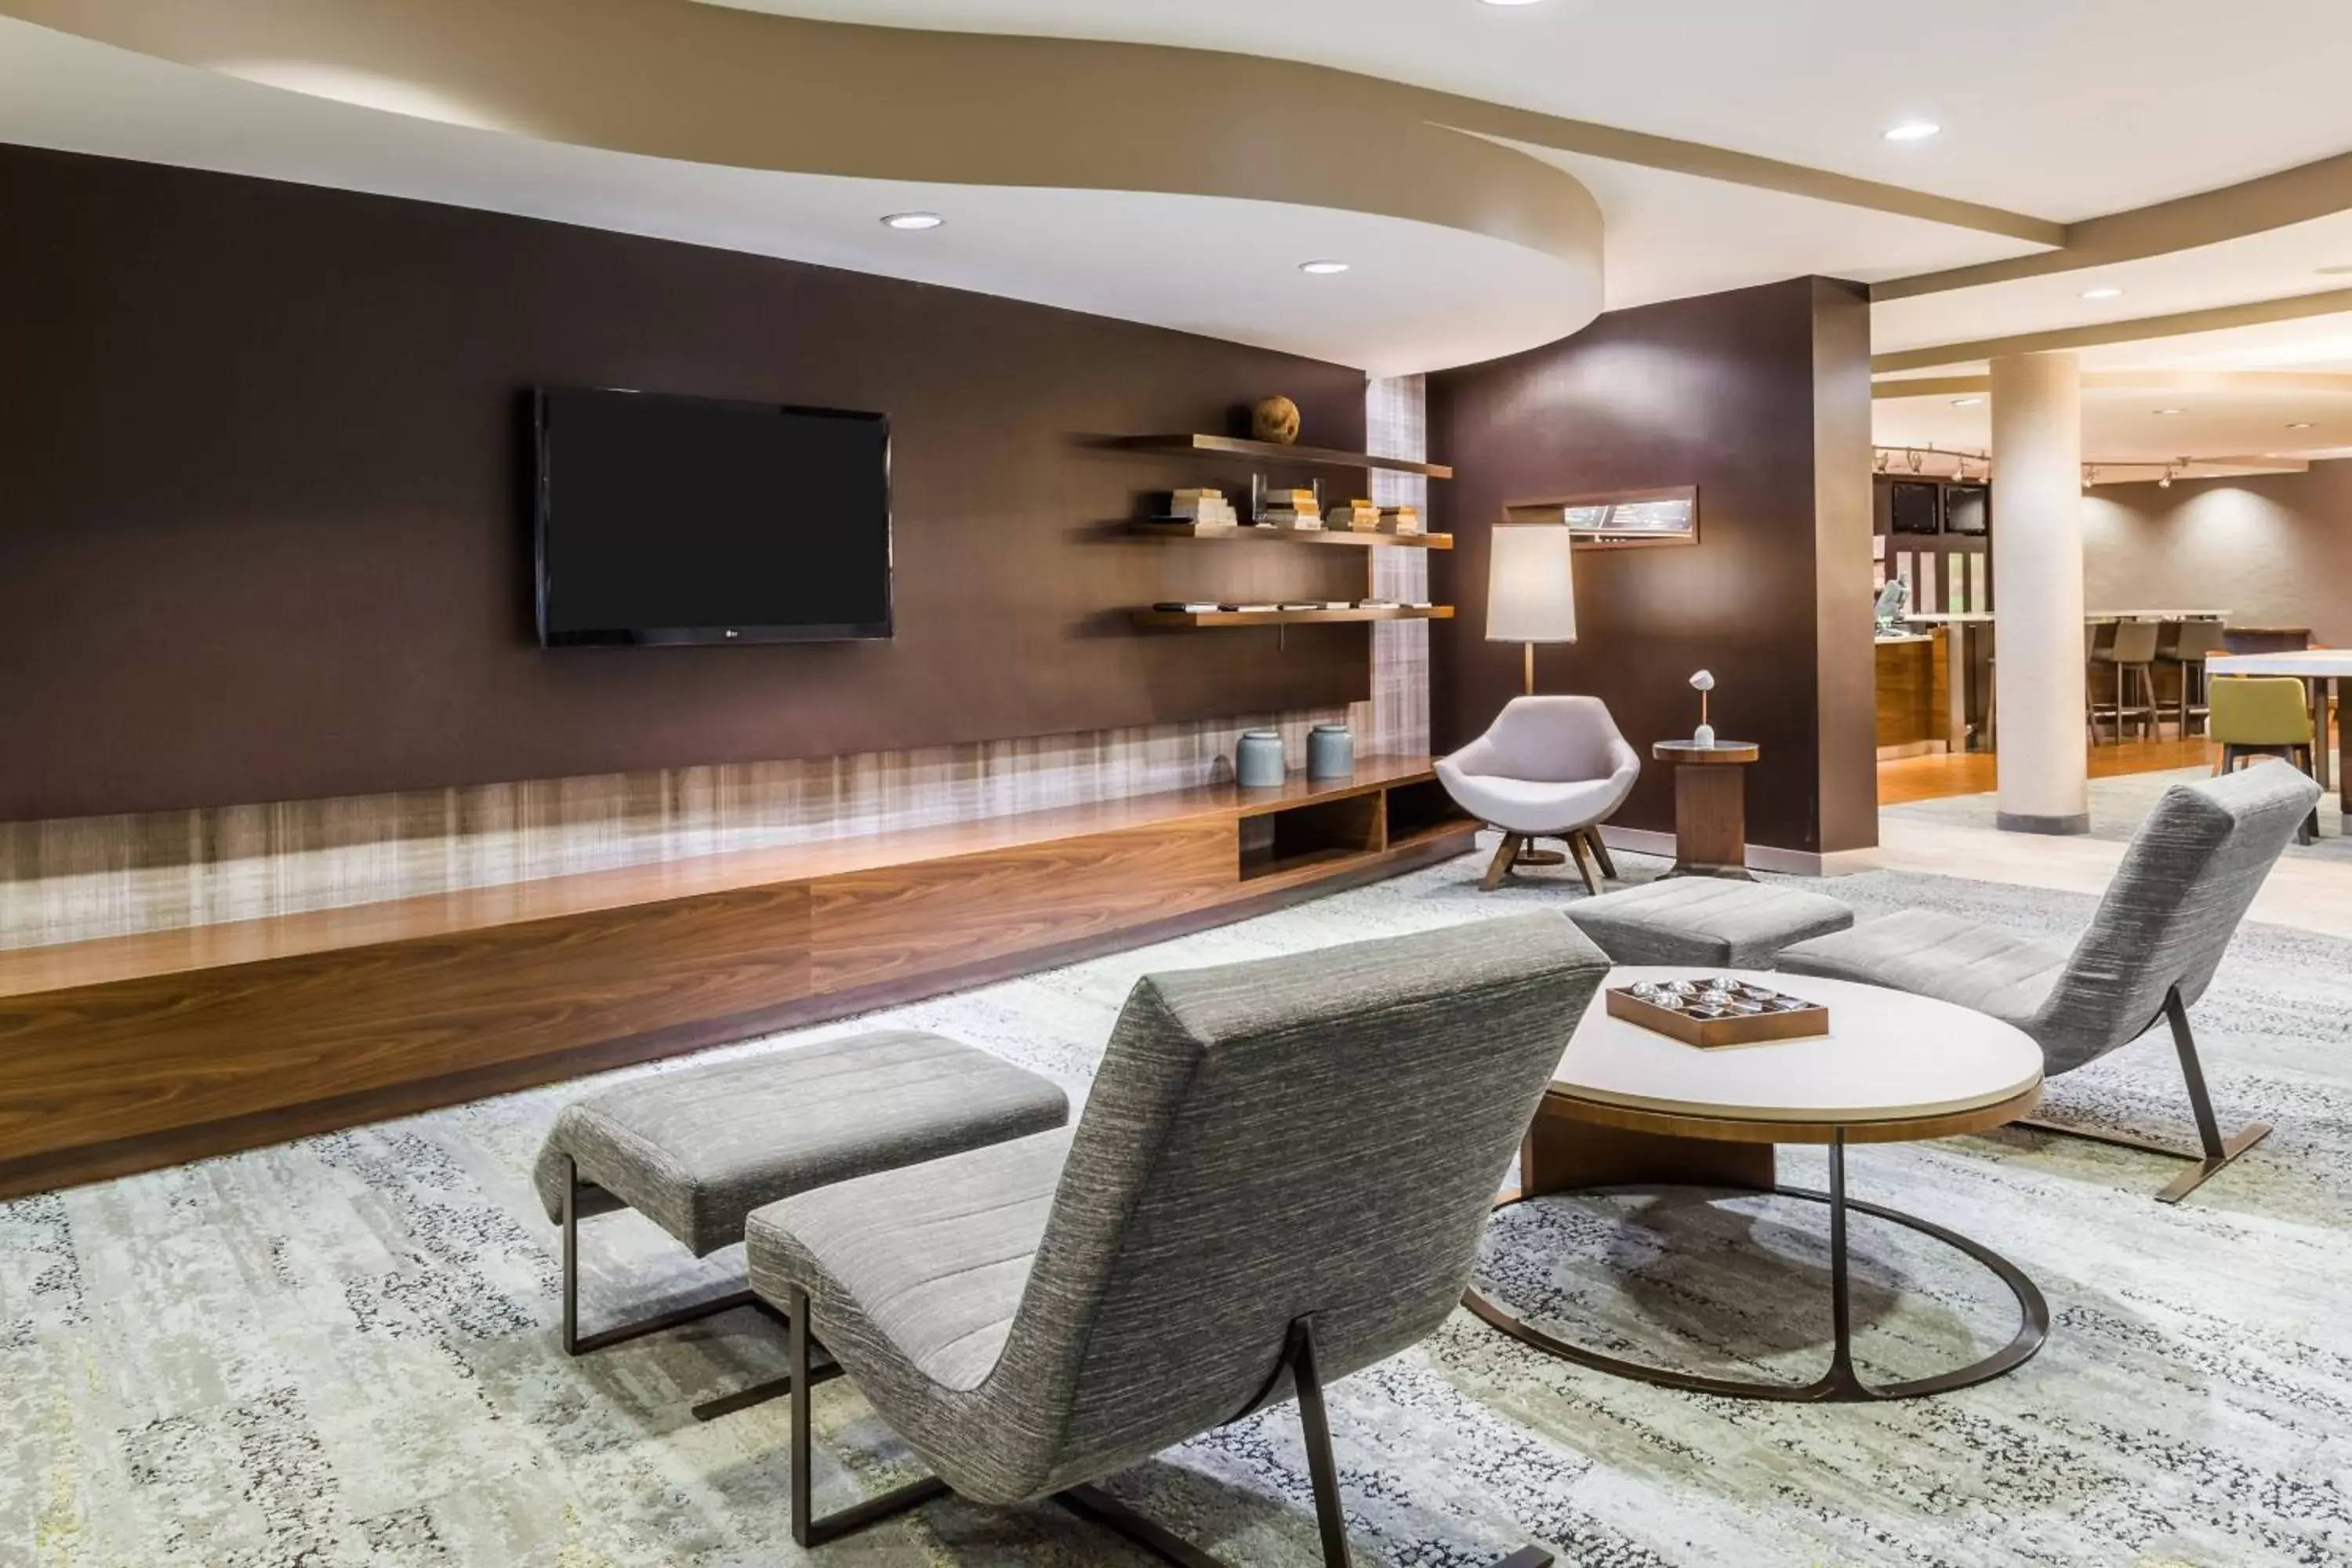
[1134,605,1455,628]
[1132,520,1453,550]
[1116,433,1454,480]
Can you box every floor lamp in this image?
[1487,523,1578,696]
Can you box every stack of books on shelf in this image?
[1162,488,1238,525]
[1325,498,1381,532]
[1259,488,1323,529]
[1378,505,1424,535]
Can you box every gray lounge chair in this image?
[1779,761,2320,1201]
[1438,695,1641,893]
[743,911,1610,1566]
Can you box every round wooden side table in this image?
[1465,967,2049,1403]
[1652,739,1759,879]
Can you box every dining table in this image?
[2207,648,2350,815]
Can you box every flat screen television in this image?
[534,386,892,646]
[1944,484,1990,536]
[1889,480,1942,536]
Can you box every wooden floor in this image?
[1878,738,2216,805]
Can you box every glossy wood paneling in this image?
[1428,278,1878,855]
[0,762,1472,1200]
[1874,635,1950,750]
[808,818,1234,993]
[0,144,1370,824]
[0,882,816,1169]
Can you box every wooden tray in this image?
[1604,979,1830,1048]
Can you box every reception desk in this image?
[1875,630,1950,757]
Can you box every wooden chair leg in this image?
[1479,833,1525,892]
[1583,828,1617,880]
[1565,833,1601,897]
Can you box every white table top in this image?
[1554,967,2043,1127]
[2209,650,2352,678]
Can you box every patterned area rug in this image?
[1886,763,2352,863]
[6,844,2351,1566]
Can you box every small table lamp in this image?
[1486,523,1578,695]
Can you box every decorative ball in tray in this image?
[1604,977,1830,1048]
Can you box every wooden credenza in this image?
[0,758,1474,1200]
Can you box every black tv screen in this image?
[1944,485,1990,535]
[1889,480,1942,536]
[534,387,892,646]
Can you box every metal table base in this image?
[1463,1137,2049,1403]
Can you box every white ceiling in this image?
[1489,140,2040,313]
[713,0,2352,222]
[1875,209,2352,362]
[0,18,1600,375]
[10,2,2352,399]
[1875,380,2352,465]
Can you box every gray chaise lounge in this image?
[742,911,1610,1566]
[1779,762,2320,1201]
[534,1030,1067,1415]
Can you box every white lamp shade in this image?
[1486,524,1577,644]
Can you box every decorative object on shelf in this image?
[1501,485,1698,550]
[1486,523,1578,696]
[1259,487,1323,529]
[1236,728,1287,788]
[1250,394,1302,445]
[1605,977,1830,1047]
[1325,498,1381,532]
[1379,504,1425,535]
[1308,723,1355,780]
[1161,488,1237,525]
[1690,669,1716,746]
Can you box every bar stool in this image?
[2090,619,2161,742]
[2209,675,2320,844]
[2161,619,2227,739]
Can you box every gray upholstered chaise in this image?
[1779,762,2320,1201]
[533,1030,1067,1414]
[1566,876,1855,968]
[742,912,1610,1566]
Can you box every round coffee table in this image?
[1465,967,2049,1403]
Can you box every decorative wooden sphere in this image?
[1250,395,1302,446]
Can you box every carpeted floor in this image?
[7,844,2352,1566]
[1886,763,2352,862]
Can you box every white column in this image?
[1991,351,2089,833]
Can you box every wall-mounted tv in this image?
[1889,480,1942,536]
[1944,485,1990,536]
[534,386,892,647]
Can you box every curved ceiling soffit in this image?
[1,0,1622,323]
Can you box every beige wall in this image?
[2082,459,2352,644]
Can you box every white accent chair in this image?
[1438,695,1641,894]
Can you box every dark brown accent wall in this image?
[1428,277,1878,856]
[0,146,1370,825]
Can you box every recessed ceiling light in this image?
[1298,260,1351,275]
[1951,397,1984,407]
[2318,263,2352,276]
[1883,121,1941,142]
[2288,421,2317,429]
[2154,408,2187,416]
[2080,286,2125,300]
[1479,0,1548,7]
[880,212,945,230]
